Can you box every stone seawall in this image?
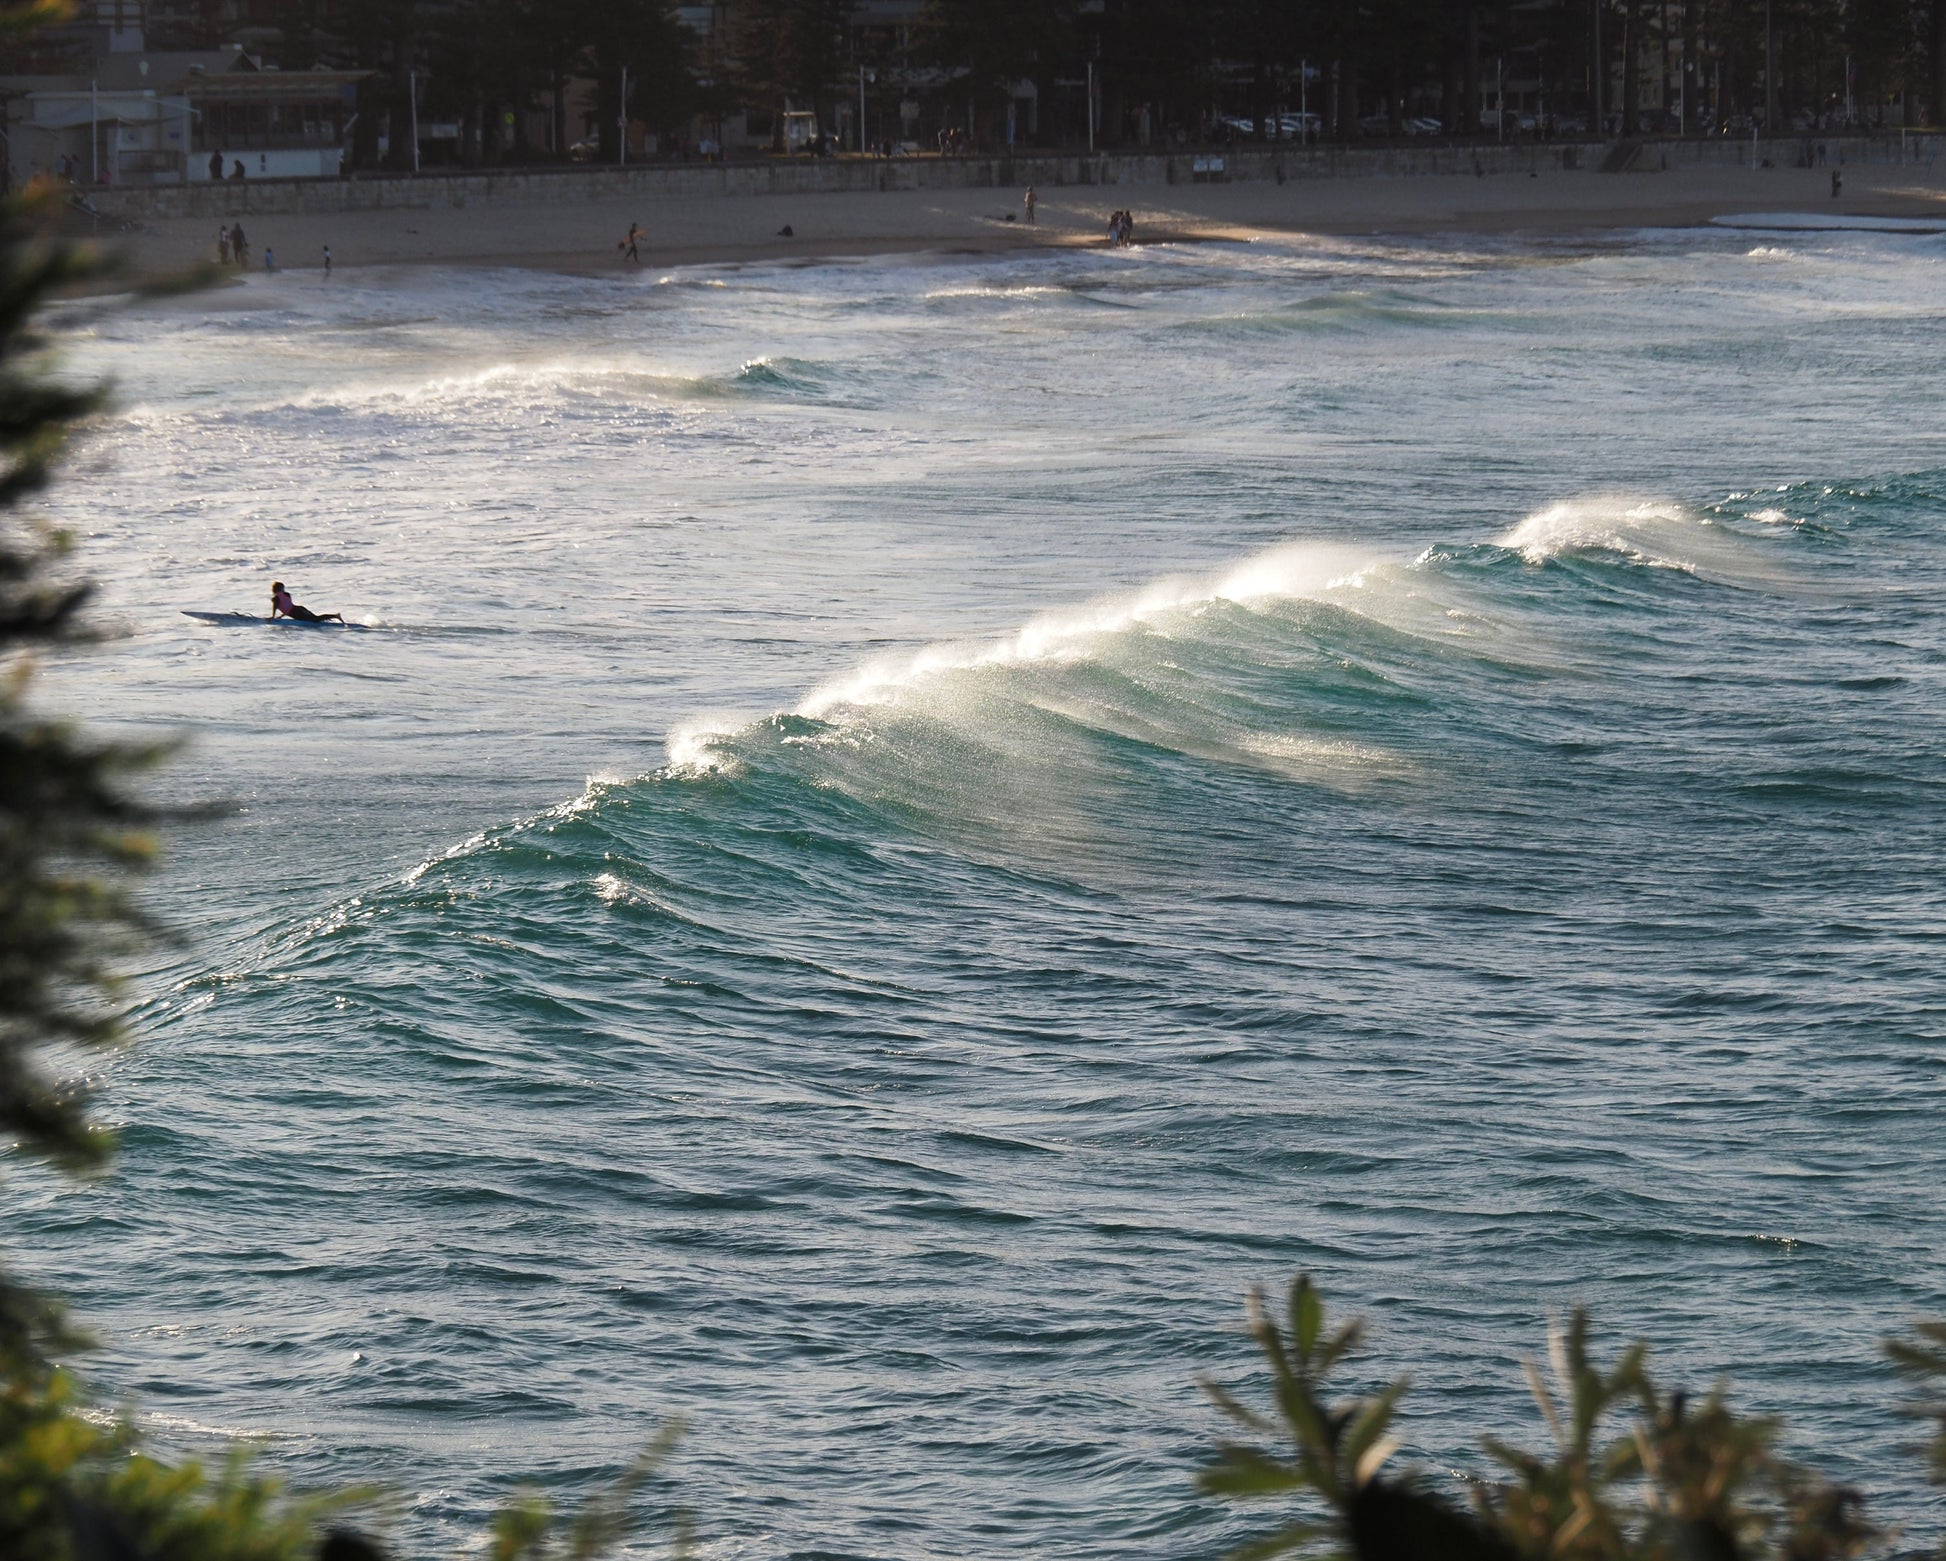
[86,135,1921,223]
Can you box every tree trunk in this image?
[1465,4,1482,132]
[596,58,619,163]
[1621,0,1638,134]
[1591,0,1604,132]
[1935,0,1946,127]
[1442,36,1461,135]
[387,8,416,172]
[1682,0,1695,131]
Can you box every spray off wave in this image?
[664,496,1787,838]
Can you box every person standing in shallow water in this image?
[270,581,342,623]
[1024,186,1036,224]
[619,222,641,263]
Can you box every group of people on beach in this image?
[1108,209,1137,246]
[215,227,332,276]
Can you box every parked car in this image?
[1405,116,1443,135]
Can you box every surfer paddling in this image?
[270,581,343,623]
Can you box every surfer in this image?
[270,581,343,623]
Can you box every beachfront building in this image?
[0,51,212,189]
[184,60,366,179]
[0,46,364,186]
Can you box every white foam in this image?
[1712,212,1946,233]
[665,718,746,776]
[796,540,1382,720]
[1497,497,1696,567]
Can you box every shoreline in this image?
[76,161,1946,284]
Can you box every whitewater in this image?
[13,226,1946,1555]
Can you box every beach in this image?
[88,158,1946,277]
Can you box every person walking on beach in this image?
[217,225,231,265]
[619,221,641,263]
[322,244,332,278]
[1024,186,1036,224]
[230,223,248,267]
[270,581,343,623]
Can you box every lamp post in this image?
[619,64,628,165]
[859,65,872,153]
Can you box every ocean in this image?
[14,225,1946,1556]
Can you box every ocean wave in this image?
[176,491,1825,1020]
[1493,495,1796,585]
[116,351,869,426]
[1194,288,1480,335]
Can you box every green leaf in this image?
[1198,1447,1307,1498]
[1291,1276,1324,1362]
[1202,1375,1278,1435]
[1344,1379,1408,1476]
[1317,1319,1366,1375]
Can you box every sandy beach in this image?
[81,159,1946,280]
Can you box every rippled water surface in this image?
[15,226,1946,1555]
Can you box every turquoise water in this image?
[16,228,1946,1555]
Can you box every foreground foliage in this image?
[1200,1275,1945,1561]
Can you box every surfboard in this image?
[184,610,362,629]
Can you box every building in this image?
[0,43,366,187]
[184,57,366,179]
